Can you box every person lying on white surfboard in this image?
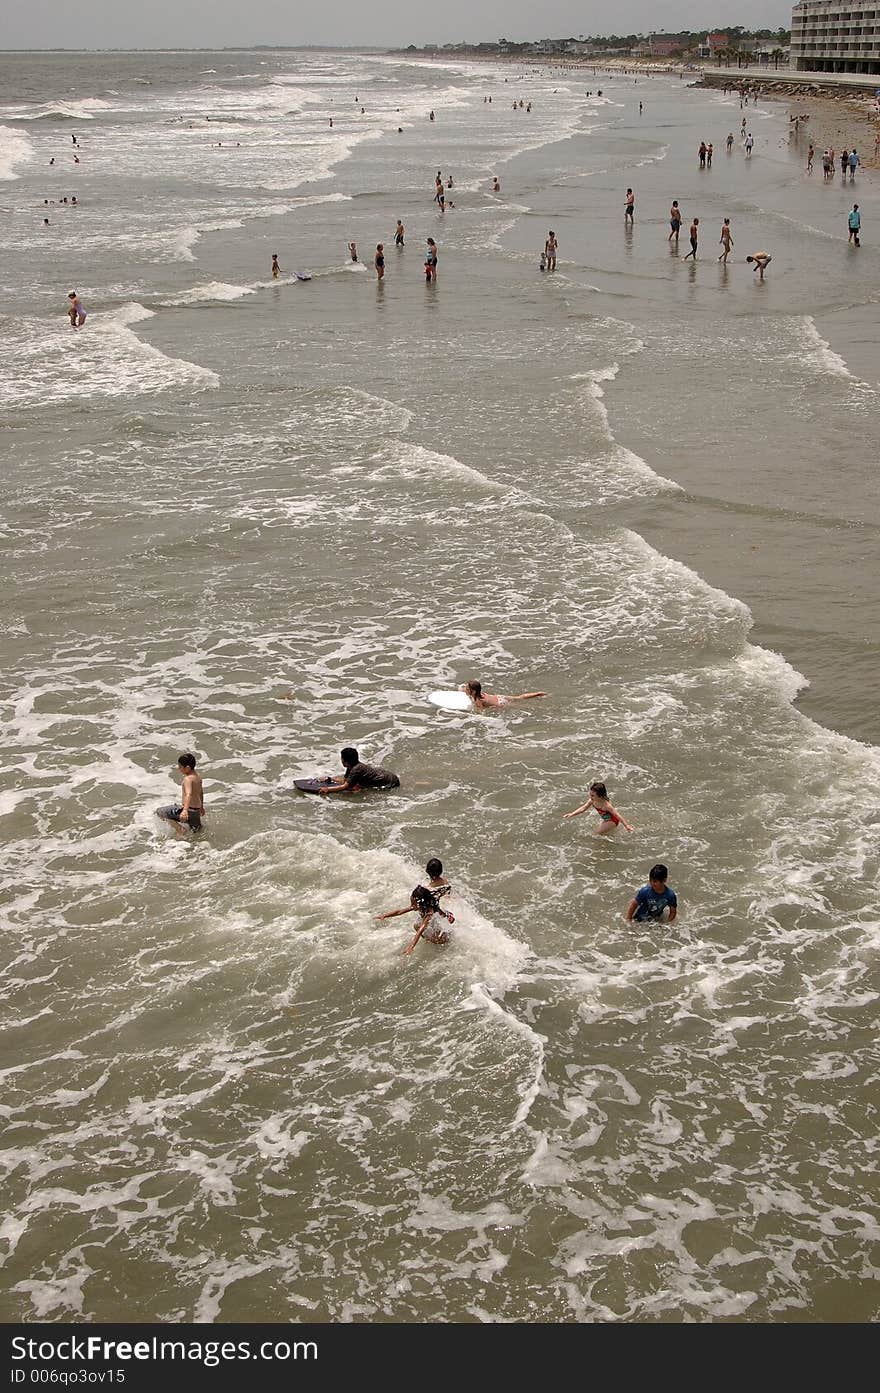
[460,680,548,710]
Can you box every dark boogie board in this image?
[294,777,337,794]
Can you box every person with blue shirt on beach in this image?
[848,204,861,246]
[626,864,677,923]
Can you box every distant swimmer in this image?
[424,236,437,281]
[271,253,281,279]
[718,217,734,263]
[67,290,86,328]
[429,109,435,121]
[848,205,861,246]
[376,858,454,955]
[156,752,204,832]
[374,242,385,279]
[746,251,772,279]
[668,200,681,244]
[545,229,557,271]
[461,681,548,710]
[447,175,454,188]
[317,747,400,795]
[395,219,405,246]
[563,781,634,835]
[626,863,677,924]
[347,240,358,262]
[726,131,734,151]
[624,187,634,222]
[682,217,699,260]
[492,176,501,192]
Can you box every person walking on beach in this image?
[848,204,861,246]
[424,237,437,281]
[839,149,849,179]
[698,141,706,169]
[822,149,833,180]
[624,187,634,222]
[374,243,385,279]
[394,219,405,246]
[545,229,557,271]
[746,251,772,280]
[707,142,713,168]
[718,217,734,264]
[807,143,814,173]
[683,217,699,260]
[849,149,859,179]
[726,131,734,152]
[271,253,281,279]
[66,290,86,328]
[668,200,682,244]
[745,132,754,158]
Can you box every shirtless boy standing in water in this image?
[156,752,205,832]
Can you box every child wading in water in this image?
[563,781,633,834]
[376,859,454,955]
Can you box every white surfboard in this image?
[428,689,472,712]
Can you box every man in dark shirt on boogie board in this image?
[318,747,400,794]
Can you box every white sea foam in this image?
[0,125,34,180]
[796,316,854,380]
[0,303,219,408]
[161,281,257,306]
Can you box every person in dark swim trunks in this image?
[563,780,634,835]
[156,752,205,831]
[374,243,385,279]
[318,747,400,794]
[376,858,454,954]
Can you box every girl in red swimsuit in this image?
[563,781,634,835]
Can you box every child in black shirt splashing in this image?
[376,859,454,955]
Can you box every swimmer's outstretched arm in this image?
[563,799,593,819]
[403,913,432,956]
[376,905,415,921]
[317,780,352,794]
[507,691,549,702]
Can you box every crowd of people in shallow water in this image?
[137,72,876,953]
[54,75,871,328]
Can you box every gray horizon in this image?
[3,1,795,52]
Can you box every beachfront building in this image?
[791,1,880,73]
[649,33,689,57]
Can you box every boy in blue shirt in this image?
[626,864,677,923]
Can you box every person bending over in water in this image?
[156,752,205,832]
[318,746,400,794]
[67,290,86,328]
[746,251,771,280]
[461,680,548,710]
[563,780,633,834]
[376,859,454,954]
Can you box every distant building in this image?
[791,0,880,73]
[649,33,688,57]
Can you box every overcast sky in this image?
[4,1,795,51]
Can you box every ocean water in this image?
[1,50,879,1324]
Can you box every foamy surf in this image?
[0,303,219,407]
